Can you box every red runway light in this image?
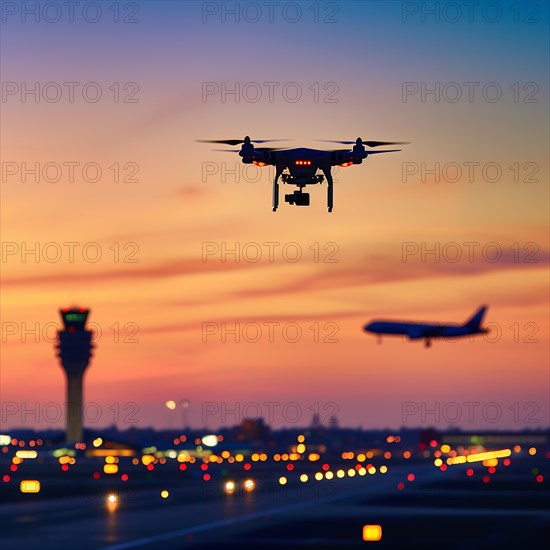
[466,468,474,477]
[2,475,10,482]
[243,463,251,471]
[179,464,187,471]
[536,475,543,483]
[93,472,100,480]
[397,482,405,490]
[121,474,128,481]
[203,474,210,481]
[407,473,415,482]
[482,475,490,483]
[286,464,294,471]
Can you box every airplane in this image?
[363,306,488,348]
[197,136,409,212]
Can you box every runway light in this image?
[0,435,11,446]
[362,524,382,542]
[300,474,308,483]
[160,490,169,498]
[379,466,388,474]
[224,481,235,494]
[278,476,287,485]
[325,471,334,480]
[528,447,537,456]
[93,438,103,447]
[106,493,119,512]
[315,472,323,481]
[243,479,255,492]
[103,464,118,474]
[20,480,40,493]
[202,435,218,447]
[16,450,37,459]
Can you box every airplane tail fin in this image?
[465,306,487,330]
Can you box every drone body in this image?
[198,136,409,212]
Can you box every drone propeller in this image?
[211,146,287,153]
[317,139,410,147]
[197,138,290,146]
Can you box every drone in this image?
[198,136,409,212]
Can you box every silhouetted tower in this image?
[55,308,94,443]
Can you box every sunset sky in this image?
[1,1,548,432]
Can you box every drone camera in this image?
[285,191,310,206]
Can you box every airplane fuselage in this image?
[365,321,487,339]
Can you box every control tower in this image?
[55,308,94,444]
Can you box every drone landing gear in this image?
[272,166,283,212]
[322,166,333,212]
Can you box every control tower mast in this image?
[55,308,94,444]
